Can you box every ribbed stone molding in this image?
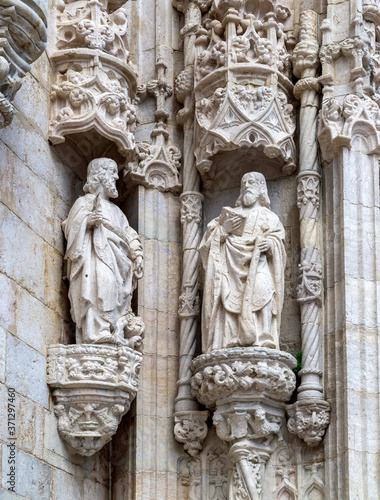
[191,347,296,499]
[47,344,142,456]
[0,0,47,127]
[49,0,137,158]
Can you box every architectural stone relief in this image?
[178,437,229,500]
[47,158,144,456]
[200,172,286,352]
[49,0,137,159]
[193,0,297,175]
[0,0,47,127]
[126,57,182,192]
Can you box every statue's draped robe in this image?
[200,205,286,353]
[63,193,142,343]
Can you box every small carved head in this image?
[236,171,270,208]
[83,158,119,198]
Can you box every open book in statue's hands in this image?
[219,207,247,236]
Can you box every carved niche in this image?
[49,0,137,160]
[193,0,297,177]
[47,158,144,456]
[0,0,47,127]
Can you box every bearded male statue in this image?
[199,171,286,353]
[62,158,144,345]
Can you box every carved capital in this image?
[287,399,331,447]
[0,0,47,127]
[175,69,194,103]
[191,348,296,409]
[47,344,142,455]
[174,410,209,456]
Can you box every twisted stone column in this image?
[173,0,211,455]
[287,10,331,447]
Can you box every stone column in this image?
[173,0,210,456]
[287,10,331,447]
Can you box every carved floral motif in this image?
[192,0,297,175]
[191,348,296,409]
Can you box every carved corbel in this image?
[287,400,331,447]
[191,348,296,499]
[0,0,47,127]
[174,410,209,456]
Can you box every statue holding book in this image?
[199,172,286,353]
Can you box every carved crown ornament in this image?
[49,0,137,160]
[191,0,297,177]
[0,0,47,127]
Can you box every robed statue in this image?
[199,172,286,353]
[62,158,144,346]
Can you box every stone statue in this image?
[62,157,144,345]
[199,171,286,353]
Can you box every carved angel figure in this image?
[63,158,143,344]
[199,172,286,353]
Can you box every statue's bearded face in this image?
[241,175,260,206]
[100,164,119,198]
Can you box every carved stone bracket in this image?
[0,0,47,127]
[47,344,142,456]
[191,348,296,499]
[49,0,137,159]
[174,410,209,456]
[287,399,331,447]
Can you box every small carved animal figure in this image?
[247,409,283,446]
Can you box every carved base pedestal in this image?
[47,344,142,456]
[191,348,296,499]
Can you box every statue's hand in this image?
[223,215,243,234]
[88,209,104,227]
[133,255,144,279]
[257,238,271,253]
